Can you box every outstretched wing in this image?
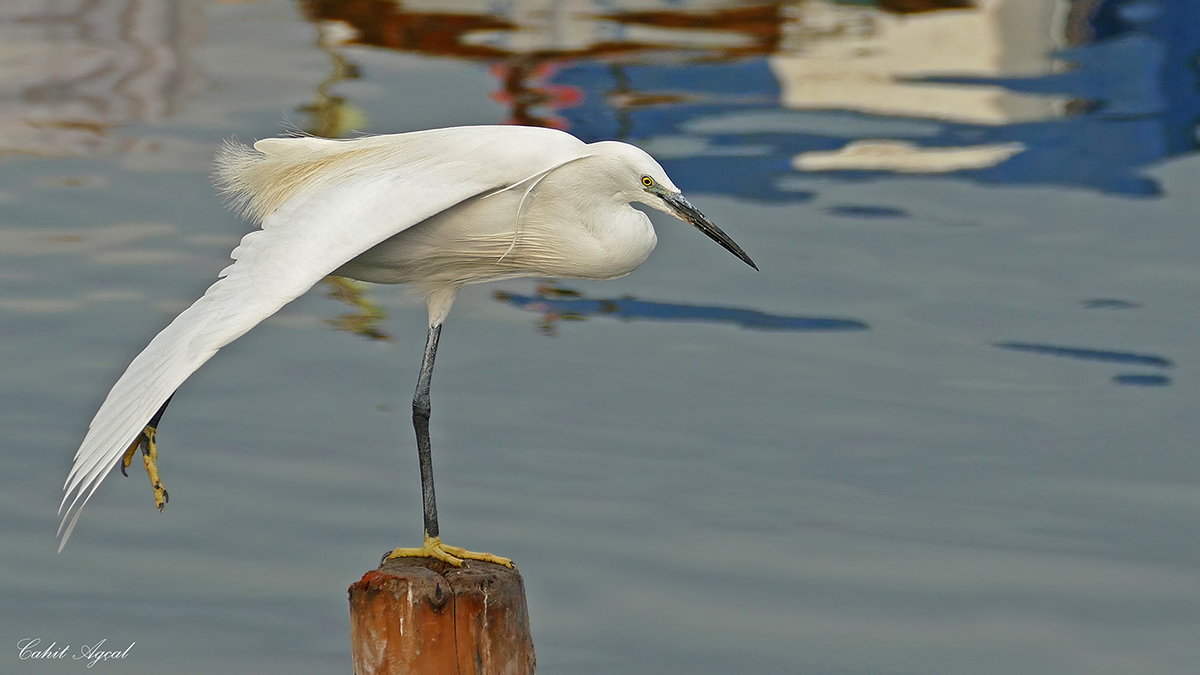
[59,126,587,547]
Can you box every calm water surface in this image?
[3,1,1199,673]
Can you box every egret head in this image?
[598,141,758,271]
[637,173,758,271]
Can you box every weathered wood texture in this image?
[349,556,535,675]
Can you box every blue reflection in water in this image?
[547,0,1200,199]
[994,341,1175,386]
[493,290,870,333]
[994,341,1174,368]
[1113,373,1172,386]
[825,205,909,219]
[1082,298,1142,309]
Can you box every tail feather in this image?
[214,136,377,225]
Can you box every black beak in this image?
[660,192,758,271]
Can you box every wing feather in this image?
[59,126,587,547]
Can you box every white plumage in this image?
[59,125,755,553]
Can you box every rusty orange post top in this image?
[349,556,535,675]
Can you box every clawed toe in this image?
[120,426,168,510]
[387,534,513,568]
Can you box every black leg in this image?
[387,321,511,567]
[149,394,173,428]
[413,323,442,539]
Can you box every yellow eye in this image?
[641,176,654,188]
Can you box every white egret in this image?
[59,125,757,565]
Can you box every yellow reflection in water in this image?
[322,276,393,342]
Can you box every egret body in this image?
[59,125,756,564]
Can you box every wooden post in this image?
[349,556,535,675]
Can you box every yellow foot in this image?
[387,534,513,568]
[119,425,168,511]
